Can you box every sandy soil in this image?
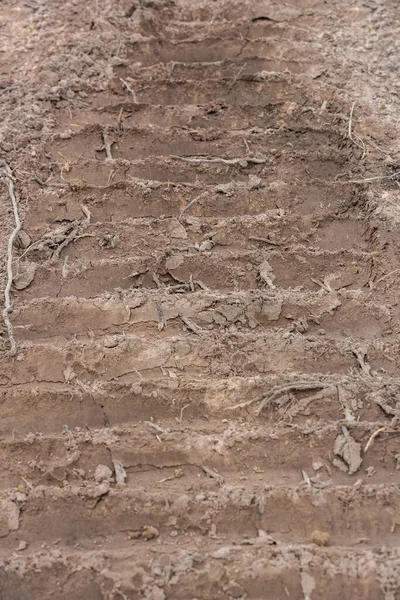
[1,0,400,598]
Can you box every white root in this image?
[0,163,22,354]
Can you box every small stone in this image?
[142,525,159,540]
[258,260,276,288]
[151,585,165,600]
[199,239,213,252]
[17,540,27,551]
[128,530,141,540]
[174,468,184,478]
[165,254,184,270]
[0,500,20,537]
[94,464,113,483]
[17,231,31,248]
[13,262,36,290]
[131,383,142,395]
[60,131,72,139]
[113,461,127,486]
[311,530,330,546]
[104,336,119,348]
[210,546,231,559]
[312,460,324,472]
[333,433,363,475]
[170,530,179,537]
[215,182,235,196]
[247,174,262,190]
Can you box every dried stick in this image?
[102,132,114,161]
[120,78,138,103]
[364,426,389,452]
[348,101,366,159]
[249,236,282,246]
[0,164,22,354]
[343,171,400,184]
[179,191,209,219]
[374,268,400,287]
[171,155,266,165]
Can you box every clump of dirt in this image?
[1,0,400,598]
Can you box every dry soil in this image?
[1,0,400,598]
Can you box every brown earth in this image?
[1,0,400,598]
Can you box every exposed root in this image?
[171,155,266,165]
[364,426,396,452]
[120,78,138,103]
[226,381,329,414]
[256,382,326,415]
[179,191,209,219]
[0,163,22,354]
[348,101,366,160]
[102,131,114,161]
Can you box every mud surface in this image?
[1,0,400,598]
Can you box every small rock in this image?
[165,254,184,270]
[311,530,330,547]
[247,174,263,190]
[94,464,113,483]
[199,239,213,252]
[215,182,235,195]
[17,231,31,248]
[332,457,349,473]
[13,262,36,290]
[312,460,324,472]
[113,461,127,486]
[128,530,141,540]
[333,432,363,475]
[0,499,20,537]
[258,260,276,288]
[142,525,159,540]
[17,540,27,551]
[60,131,72,139]
[151,585,165,600]
[210,546,231,559]
[104,336,119,348]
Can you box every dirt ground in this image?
[1,0,400,598]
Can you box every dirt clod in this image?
[311,530,331,547]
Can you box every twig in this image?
[179,191,209,219]
[0,163,22,354]
[34,176,69,189]
[202,465,224,484]
[374,268,400,287]
[342,170,400,184]
[179,402,190,426]
[228,62,247,90]
[0,86,16,96]
[171,155,266,165]
[348,101,366,160]
[249,236,282,246]
[311,277,331,292]
[364,426,390,452]
[102,132,114,162]
[225,395,264,411]
[181,315,203,335]
[146,421,168,435]
[120,78,138,103]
